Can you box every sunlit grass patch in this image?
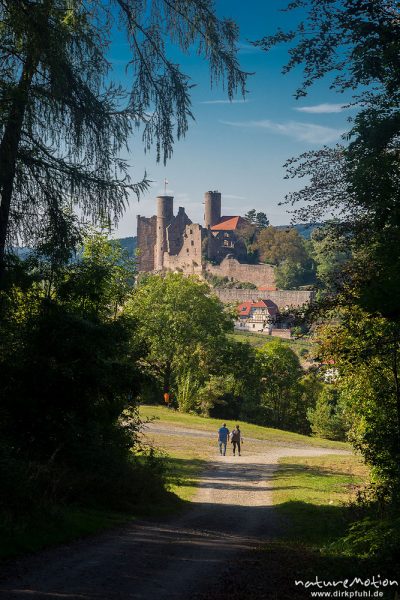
[273,454,369,547]
[140,405,349,450]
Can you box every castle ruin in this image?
[137,191,315,309]
[137,191,276,288]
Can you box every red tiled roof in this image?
[237,299,279,317]
[238,301,252,316]
[210,216,245,231]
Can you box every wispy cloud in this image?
[237,42,263,55]
[294,103,350,114]
[221,119,344,144]
[200,99,248,105]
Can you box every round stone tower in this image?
[204,190,221,229]
[155,195,174,270]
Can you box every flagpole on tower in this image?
[164,178,168,194]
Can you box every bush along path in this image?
[0,421,354,600]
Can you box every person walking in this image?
[218,423,230,456]
[230,425,243,456]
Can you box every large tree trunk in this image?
[0,49,37,282]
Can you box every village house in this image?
[235,299,292,338]
[236,299,278,332]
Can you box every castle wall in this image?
[213,288,315,309]
[137,215,157,271]
[166,207,192,255]
[163,223,203,274]
[205,256,276,288]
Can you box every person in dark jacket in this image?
[230,425,243,456]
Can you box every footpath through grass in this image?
[140,404,349,450]
[208,454,398,600]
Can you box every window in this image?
[189,229,193,234]
[191,241,194,246]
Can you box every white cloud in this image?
[237,42,263,55]
[221,119,344,144]
[200,99,248,105]
[294,103,349,114]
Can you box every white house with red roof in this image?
[236,299,280,333]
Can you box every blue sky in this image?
[110,1,353,237]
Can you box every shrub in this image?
[307,386,346,441]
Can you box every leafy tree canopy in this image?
[124,273,233,396]
[244,209,270,229]
[256,0,400,318]
[0,0,248,274]
[316,308,400,497]
[255,226,309,266]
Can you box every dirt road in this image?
[0,427,349,600]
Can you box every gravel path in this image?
[0,428,349,600]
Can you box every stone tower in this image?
[204,190,221,229]
[155,195,174,270]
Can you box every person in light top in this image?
[217,423,230,456]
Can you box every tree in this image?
[253,225,316,287]
[257,339,305,431]
[244,209,269,229]
[0,230,143,464]
[255,226,309,266]
[310,225,352,292]
[208,337,263,421]
[316,310,400,498]
[57,229,137,319]
[244,209,257,224]
[0,0,248,277]
[124,273,233,399]
[255,212,270,229]
[275,259,308,290]
[256,0,400,318]
[307,386,346,441]
[235,221,259,263]
[256,0,400,513]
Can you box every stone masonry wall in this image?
[137,215,157,271]
[205,256,276,288]
[163,223,203,274]
[213,288,315,309]
[166,207,192,256]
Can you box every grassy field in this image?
[140,405,349,450]
[273,454,369,547]
[230,330,314,362]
